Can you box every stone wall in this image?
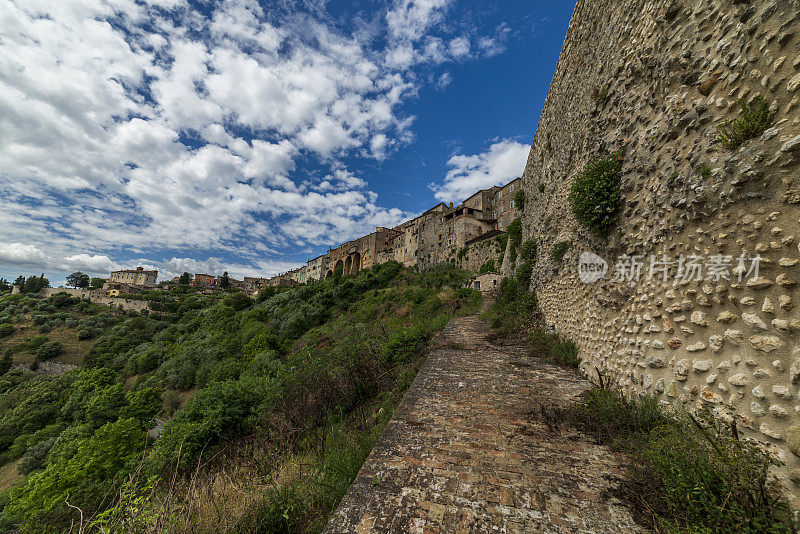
[456,234,504,273]
[39,287,152,312]
[516,0,800,497]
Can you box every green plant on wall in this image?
[568,150,623,238]
[697,164,711,179]
[538,183,545,193]
[550,240,572,261]
[715,96,774,150]
[478,259,495,274]
[519,240,537,263]
[514,190,525,211]
[506,218,522,264]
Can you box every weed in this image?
[715,96,774,150]
[698,163,712,179]
[592,85,609,102]
[538,183,545,193]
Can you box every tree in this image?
[90,277,105,290]
[219,271,230,289]
[14,275,25,288]
[23,275,49,294]
[66,271,90,289]
[0,278,10,291]
[179,272,192,285]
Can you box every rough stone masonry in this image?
[507,0,800,501]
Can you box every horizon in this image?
[0,0,575,285]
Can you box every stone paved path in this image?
[325,313,647,533]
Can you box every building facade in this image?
[109,267,158,287]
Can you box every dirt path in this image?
[324,312,647,533]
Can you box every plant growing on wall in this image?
[715,96,773,150]
[550,240,572,261]
[519,240,537,263]
[568,150,623,238]
[514,190,525,211]
[506,218,522,264]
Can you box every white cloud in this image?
[0,243,49,267]
[386,0,450,41]
[435,72,453,90]
[448,37,470,58]
[0,0,512,282]
[430,139,530,204]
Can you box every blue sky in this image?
[0,0,574,285]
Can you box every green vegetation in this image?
[513,189,525,211]
[550,240,572,262]
[538,183,545,193]
[697,163,712,180]
[592,85,609,102]
[506,218,523,264]
[568,150,623,238]
[570,388,791,533]
[0,262,481,532]
[715,96,774,150]
[478,258,496,274]
[484,277,537,335]
[66,271,90,289]
[528,331,579,368]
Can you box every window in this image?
[498,190,502,198]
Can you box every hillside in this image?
[0,262,481,532]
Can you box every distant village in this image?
[41,177,521,299]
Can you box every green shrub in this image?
[0,323,13,338]
[715,96,774,150]
[513,190,525,211]
[515,261,533,291]
[568,151,623,238]
[550,240,572,261]
[548,338,579,367]
[36,341,62,361]
[506,218,522,247]
[538,183,545,193]
[519,240,537,262]
[570,389,791,532]
[478,258,495,274]
[698,163,712,179]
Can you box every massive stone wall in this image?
[516,0,800,497]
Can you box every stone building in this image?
[263,177,523,284]
[193,273,216,287]
[108,267,158,287]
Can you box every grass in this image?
[715,96,774,150]
[569,388,792,533]
[528,331,579,368]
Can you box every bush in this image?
[568,150,623,238]
[550,240,572,261]
[0,323,13,338]
[478,258,495,274]
[36,341,63,361]
[716,96,774,150]
[515,262,533,291]
[519,240,537,262]
[513,190,525,211]
[538,183,545,193]
[570,389,791,532]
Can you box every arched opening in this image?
[351,252,361,274]
[325,270,333,279]
[344,255,352,275]
[333,260,344,278]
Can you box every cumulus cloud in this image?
[0,0,513,281]
[430,139,530,204]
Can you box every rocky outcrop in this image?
[519,0,800,499]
